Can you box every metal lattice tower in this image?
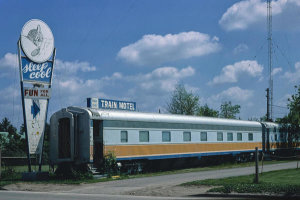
[267,0,273,121]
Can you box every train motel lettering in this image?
[88,98,136,111]
[119,102,135,111]
[100,99,135,110]
[101,100,118,109]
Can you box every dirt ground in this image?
[3,182,213,197]
[124,185,214,197]
[3,183,81,192]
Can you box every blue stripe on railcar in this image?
[117,149,259,161]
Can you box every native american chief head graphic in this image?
[26,25,44,57]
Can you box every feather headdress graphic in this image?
[26,25,44,57]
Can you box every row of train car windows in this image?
[120,131,254,143]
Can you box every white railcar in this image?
[50,106,292,170]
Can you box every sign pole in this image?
[38,48,56,172]
[18,39,32,172]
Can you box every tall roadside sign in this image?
[18,19,56,172]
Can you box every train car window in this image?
[162,131,171,142]
[280,133,285,141]
[139,131,149,142]
[201,132,207,141]
[227,132,233,141]
[217,132,223,141]
[121,131,128,143]
[248,133,253,141]
[237,133,242,141]
[90,120,93,127]
[183,132,191,142]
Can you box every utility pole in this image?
[267,0,273,121]
[266,88,270,153]
[266,88,270,121]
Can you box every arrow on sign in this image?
[31,100,40,119]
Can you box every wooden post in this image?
[0,148,1,179]
[261,152,264,174]
[255,147,259,183]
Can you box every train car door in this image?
[93,120,103,167]
[57,111,74,162]
[261,123,270,153]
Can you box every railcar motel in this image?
[49,97,292,173]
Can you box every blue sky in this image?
[1,0,300,128]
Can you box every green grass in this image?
[2,165,50,172]
[181,168,300,195]
[128,159,295,179]
[0,160,297,188]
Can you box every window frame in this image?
[162,131,171,142]
[227,132,233,141]
[237,132,242,141]
[139,131,149,142]
[120,131,128,143]
[217,132,223,141]
[200,132,207,141]
[183,131,191,142]
[248,133,253,141]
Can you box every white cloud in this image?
[219,0,300,31]
[0,86,22,125]
[55,65,193,100]
[0,53,197,126]
[55,59,96,74]
[0,53,18,69]
[282,62,300,82]
[125,66,196,111]
[0,53,97,80]
[128,66,195,92]
[209,60,263,85]
[117,31,221,66]
[233,43,249,54]
[52,65,195,111]
[271,67,282,76]
[0,86,19,102]
[210,87,254,102]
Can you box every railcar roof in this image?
[261,121,279,128]
[67,106,263,128]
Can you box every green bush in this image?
[54,163,93,180]
[103,151,118,178]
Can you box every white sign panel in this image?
[91,98,99,109]
[24,98,48,154]
[20,19,54,63]
[24,87,51,99]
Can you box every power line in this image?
[273,39,294,71]
[272,104,288,109]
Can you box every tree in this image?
[219,101,241,119]
[167,84,199,115]
[0,118,26,156]
[277,85,300,148]
[287,85,300,124]
[197,104,219,117]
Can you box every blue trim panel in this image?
[116,150,260,161]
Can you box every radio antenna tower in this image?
[267,0,273,121]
